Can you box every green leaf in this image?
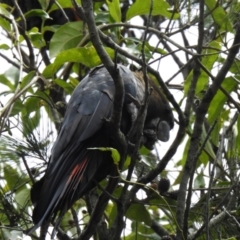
[38,0,51,10]
[208,76,237,124]
[60,210,75,233]
[201,124,216,161]
[20,71,36,93]
[126,42,153,61]
[236,205,240,216]
[184,41,220,96]
[126,0,180,21]
[135,221,155,235]
[33,90,52,107]
[106,202,117,227]
[0,136,19,162]
[219,57,240,75]
[24,9,51,20]
[94,2,104,11]
[52,46,115,71]
[0,4,11,18]
[205,0,233,32]
[28,29,45,48]
[49,21,84,58]
[69,77,79,88]
[175,135,189,168]
[216,180,231,187]
[48,0,79,12]
[22,109,41,136]
[198,150,210,167]
[3,66,20,89]
[106,0,121,22]
[146,43,168,55]
[126,204,151,225]
[42,24,59,36]
[54,79,74,94]
[123,155,131,170]
[88,147,120,164]
[236,116,240,154]
[194,170,205,188]
[10,99,25,117]
[125,37,168,56]
[42,63,54,79]
[0,43,10,50]
[107,185,122,200]
[15,187,29,207]
[0,16,11,32]
[24,96,41,115]
[0,74,14,90]
[4,165,19,190]
[210,109,229,148]
[95,12,110,24]
[22,95,42,134]
[140,146,150,156]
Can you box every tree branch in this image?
[77,1,127,239]
[176,19,240,240]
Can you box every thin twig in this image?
[177,19,240,240]
[71,207,81,236]
[53,0,69,22]
[0,14,24,133]
[77,1,127,239]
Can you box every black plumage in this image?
[30,64,174,231]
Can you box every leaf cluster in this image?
[0,0,240,239]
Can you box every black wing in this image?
[31,65,143,229]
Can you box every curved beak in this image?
[157,120,171,142]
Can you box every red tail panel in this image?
[68,158,88,183]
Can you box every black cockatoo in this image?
[30,64,174,231]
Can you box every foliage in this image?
[0,0,240,239]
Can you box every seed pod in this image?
[82,209,87,214]
[158,178,170,194]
